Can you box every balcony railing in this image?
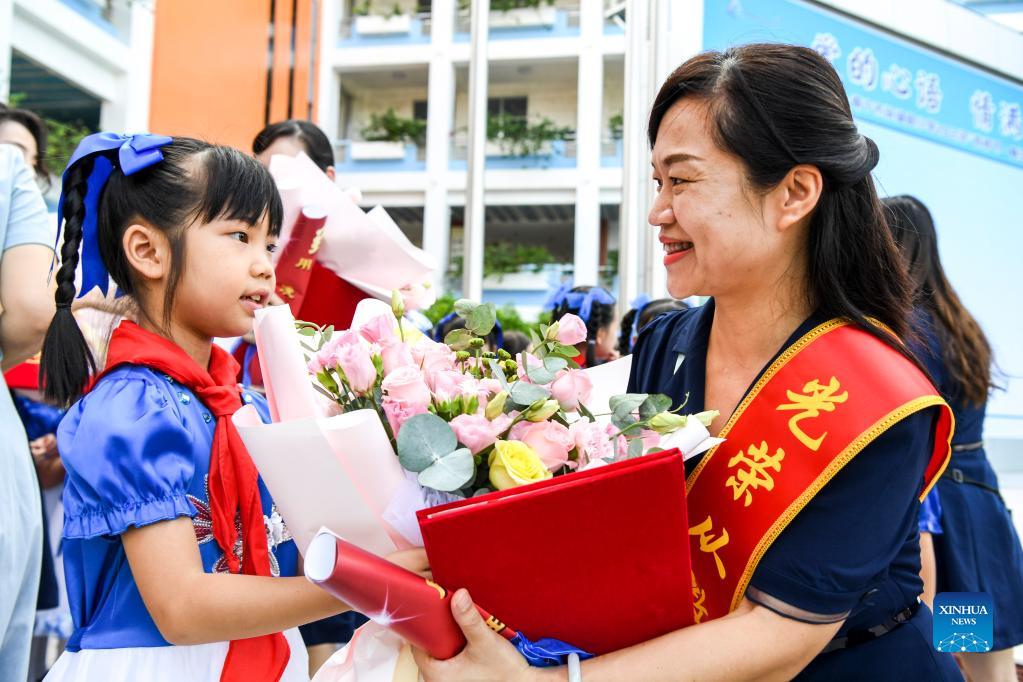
[339,11,433,44]
[59,0,128,41]
[449,138,577,170]
[333,140,427,172]
[601,138,623,167]
[454,6,580,40]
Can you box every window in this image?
[487,96,527,120]
[413,100,429,121]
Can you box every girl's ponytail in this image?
[41,157,97,406]
[617,308,638,356]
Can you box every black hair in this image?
[884,195,994,405]
[551,285,616,366]
[41,137,283,406]
[648,44,916,358]
[0,107,50,188]
[617,298,688,355]
[500,330,530,357]
[435,314,501,352]
[252,119,335,173]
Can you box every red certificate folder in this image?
[417,448,694,655]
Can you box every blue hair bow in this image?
[544,281,616,323]
[543,282,574,311]
[577,287,616,323]
[628,294,652,352]
[56,132,173,297]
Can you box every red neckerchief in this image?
[96,320,289,681]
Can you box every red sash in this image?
[686,320,953,623]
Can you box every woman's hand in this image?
[412,588,533,682]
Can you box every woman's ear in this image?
[776,164,824,232]
[326,166,337,182]
[122,223,170,283]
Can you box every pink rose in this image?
[428,369,470,402]
[569,419,614,467]
[517,421,575,471]
[381,366,432,406]
[307,353,325,374]
[381,340,414,376]
[549,369,593,411]
[399,281,434,311]
[414,340,457,373]
[319,330,363,369]
[360,314,396,345]
[382,397,428,437]
[555,314,587,345]
[450,413,511,454]
[337,343,377,394]
[508,420,531,442]
[480,378,503,396]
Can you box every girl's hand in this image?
[386,547,431,579]
[412,589,533,682]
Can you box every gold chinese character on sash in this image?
[691,571,708,624]
[485,615,507,634]
[776,376,848,451]
[277,284,296,300]
[725,441,785,507]
[689,516,729,580]
[295,257,313,271]
[309,228,325,255]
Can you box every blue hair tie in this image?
[543,282,573,311]
[577,287,616,323]
[56,132,173,297]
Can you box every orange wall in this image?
[149,0,318,153]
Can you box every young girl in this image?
[546,284,618,367]
[616,295,688,355]
[40,133,423,681]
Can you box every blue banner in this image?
[702,0,1023,170]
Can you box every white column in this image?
[618,0,651,306]
[423,0,456,291]
[572,0,602,287]
[124,0,155,131]
[0,0,12,103]
[316,0,340,142]
[462,0,489,301]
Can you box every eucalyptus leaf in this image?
[488,359,511,390]
[444,328,474,351]
[526,365,556,385]
[612,411,638,431]
[454,299,477,319]
[509,381,550,406]
[639,394,673,421]
[396,413,458,472]
[529,329,543,349]
[543,356,569,373]
[577,402,597,423]
[610,394,648,424]
[296,327,316,337]
[552,343,582,358]
[466,303,497,336]
[418,448,475,492]
[628,437,645,459]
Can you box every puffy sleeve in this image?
[0,147,54,251]
[919,488,943,535]
[58,374,199,539]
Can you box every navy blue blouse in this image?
[628,301,937,633]
[57,366,299,651]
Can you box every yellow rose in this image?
[488,440,553,490]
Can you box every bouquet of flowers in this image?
[300,292,717,500]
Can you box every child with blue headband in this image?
[545,284,618,367]
[39,133,425,681]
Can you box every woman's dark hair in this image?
[648,44,916,355]
[552,285,616,366]
[252,119,335,172]
[41,137,283,406]
[884,195,993,405]
[500,330,530,357]
[618,298,688,355]
[0,107,50,188]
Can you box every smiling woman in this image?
[410,44,962,682]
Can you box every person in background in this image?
[0,120,55,682]
[546,284,618,368]
[617,295,689,356]
[500,330,530,358]
[252,119,372,676]
[886,194,1023,682]
[0,106,51,189]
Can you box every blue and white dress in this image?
[44,366,308,681]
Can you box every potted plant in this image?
[353,1,413,35]
[353,108,426,160]
[486,114,573,157]
[608,112,623,140]
[488,0,558,29]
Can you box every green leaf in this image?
[444,328,474,351]
[612,411,638,431]
[396,413,458,472]
[552,343,582,358]
[418,448,475,492]
[526,365,556,385]
[639,394,673,421]
[576,402,597,422]
[609,393,648,420]
[297,327,316,337]
[628,437,645,459]
[543,356,568,373]
[509,381,550,406]
[488,359,511,390]
[466,302,497,336]
[454,299,477,319]
[529,329,543,349]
